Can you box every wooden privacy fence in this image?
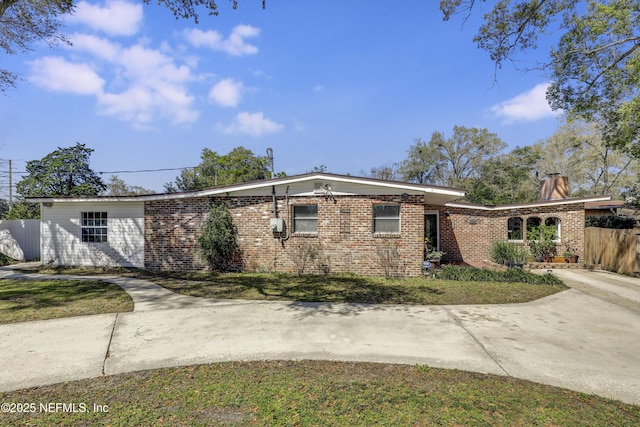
[0,220,40,260]
[584,226,640,274]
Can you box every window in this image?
[373,205,400,233]
[81,212,108,242]
[526,217,541,236]
[293,205,318,233]
[507,217,523,240]
[545,217,561,241]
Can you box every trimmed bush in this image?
[198,203,240,272]
[435,265,563,286]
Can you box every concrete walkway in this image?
[0,265,639,406]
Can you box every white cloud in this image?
[184,25,260,56]
[96,44,198,125]
[490,83,562,123]
[28,56,104,95]
[29,40,199,126]
[209,78,244,107]
[313,85,325,92]
[221,112,283,136]
[67,0,143,36]
[69,33,120,61]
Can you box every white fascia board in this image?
[445,195,611,211]
[26,173,466,203]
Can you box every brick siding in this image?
[429,203,586,263]
[145,195,425,276]
[144,197,586,275]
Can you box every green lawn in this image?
[135,271,566,305]
[1,361,637,426]
[0,279,134,324]
[0,269,635,424]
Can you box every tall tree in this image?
[466,145,541,204]
[401,126,506,188]
[0,0,73,91]
[398,139,438,184]
[534,119,638,197]
[165,146,273,192]
[16,142,106,197]
[101,175,154,196]
[364,162,401,181]
[441,0,640,157]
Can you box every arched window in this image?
[526,217,541,237]
[507,217,523,240]
[545,217,561,241]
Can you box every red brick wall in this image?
[145,195,425,276]
[428,204,586,263]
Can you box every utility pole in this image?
[8,159,12,209]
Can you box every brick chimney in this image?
[539,173,569,201]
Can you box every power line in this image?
[98,167,195,174]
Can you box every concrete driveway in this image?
[0,267,639,406]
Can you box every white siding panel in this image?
[0,220,40,260]
[40,202,144,268]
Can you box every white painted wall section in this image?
[40,202,144,267]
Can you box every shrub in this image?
[489,241,529,265]
[527,224,557,262]
[435,265,563,286]
[585,215,636,229]
[198,203,239,272]
[0,253,14,266]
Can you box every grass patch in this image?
[0,361,637,426]
[0,279,134,324]
[148,273,565,305]
[19,266,567,306]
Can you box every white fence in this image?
[0,220,40,260]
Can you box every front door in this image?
[424,212,439,260]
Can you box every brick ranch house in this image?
[28,173,610,277]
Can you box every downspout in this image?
[280,185,291,242]
[272,185,277,218]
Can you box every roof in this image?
[445,195,612,211]
[584,200,625,210]
[26,173,467,206]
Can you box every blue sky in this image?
[0,1,563,194]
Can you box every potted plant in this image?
[562,238,579,263]
[425,249,445,268]
[508,244,530,269]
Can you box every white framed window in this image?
[373,205,400,233]
[293,205,318,233]
[507,217,523,240]
[81,212,108,242]
[545,217,561,241]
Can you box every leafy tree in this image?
[0,0,73,91]
[2,201,39,219]
[466,145,541,204]
[400,126,506,188]
[165,146,274,192]
[398,139,438,184]
[441,0,640,157]
[102,175,154,196]
[534,119,638,197]
[0,199,9,217]
[148,0,265,22]
[198,202,239,271]
[16,142,106,197]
